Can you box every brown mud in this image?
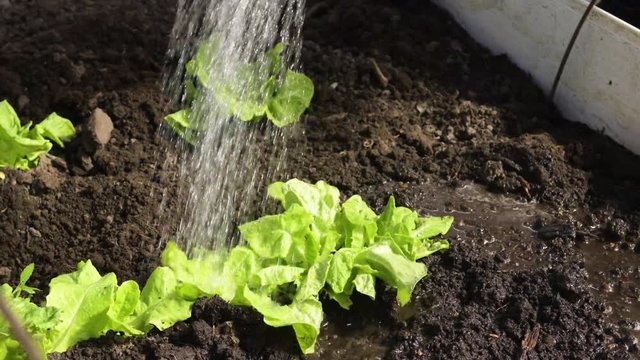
[1,0,639,359]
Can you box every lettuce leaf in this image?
[163,109,197,145]
[222,179,452,352]
[0,100,76,171]
[126,267,195,332]
[0,266,58,360]
[166,38,313,132]
[243,288,323,354]
[33,112,76,147]
[45,261,117,352]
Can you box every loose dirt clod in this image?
[87,108,114,147]
[16,154,65,192]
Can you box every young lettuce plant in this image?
[162,179,453,354]
[0,261,198,359]
[0,264,59,359]
[0,180,452,357]
[0,100,76,179]
[164,36,314,143]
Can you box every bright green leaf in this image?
[339,195,378,248]
[354,243,428,306]
[353,273,376,300]
[46,260,117,353]
[161,241,226,297]
[252,265,305,288]
[243,287,323,354]
[265,70,314,127]
[14,263,37,297]
[32,112,76,147]
[106,280,143,336]
[0,100,75,171]
[129,267,194,332]
[413,216,454,240]
[295,254,332,301]
[239,205,312,260]
[222,247,261,304]
[326,248,358,294]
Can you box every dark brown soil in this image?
[1,0,639,359]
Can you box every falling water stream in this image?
[163,0,306,253]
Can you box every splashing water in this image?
[163,0,306,253]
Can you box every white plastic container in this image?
[433,0,640,155]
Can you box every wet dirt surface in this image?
[2,0,640,359]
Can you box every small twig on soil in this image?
[368,58,389,88]
[520,323,541,360]
[0,208,7,214]
[0,293,45,360]
[549,0,600,100]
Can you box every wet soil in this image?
[1,0,640,359]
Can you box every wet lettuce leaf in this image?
[205,179,452,353]
[164,38,314,137]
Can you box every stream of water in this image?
[163,0,306,253]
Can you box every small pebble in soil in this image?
[27,227,42,238]
[17,94,29,110]
[542,334,556,347]
[0,267,11,281]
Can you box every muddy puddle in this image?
[581,240,640,340]
[310,180,640,358]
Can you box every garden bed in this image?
[0,0,639,359]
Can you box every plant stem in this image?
[0,293,44,360]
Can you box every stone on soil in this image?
[87,108,114,146]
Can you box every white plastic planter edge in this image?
[433,0,640,156]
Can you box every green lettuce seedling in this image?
[0,264,59,359]
[162,179,453,354]
[164,37,314,142]
[0,261,198,359]
[0,100,76,178]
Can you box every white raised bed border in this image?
[433,0,640,155]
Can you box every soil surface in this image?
[1,0,639,359]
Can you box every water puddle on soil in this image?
[580,241,640,339]
[312,180,640,357]
[410,180,640,338]
[311,321,389,360]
